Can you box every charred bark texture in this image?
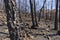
[34,0,38,26]
[4,0,18,40]
[29,0,35,28]
[57,0,60,35]
[54,0,58,30]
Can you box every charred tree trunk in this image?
[59,0,60,28]
[57,0,60,35]
[29,0,35,28]
[54,0,58,30]
[4,0,15,40]
[34,0,38,26]
[10,1,15,25]
[4,0,18,40]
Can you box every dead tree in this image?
[42,0,46,18]
[38,0,46,21]
[4,0,15,40]
[54,0,58,30]
[59,0,60,29]
[4,0,19,40]
[57,0,60,35]
[33,0,38,26]
[29,0,35,28]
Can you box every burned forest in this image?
[0,0,60,40]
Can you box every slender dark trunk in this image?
[54,0,58,30]
[34,0,38,26]
[59,0,60,26]
[29,0,35,28]
[57,0,60,35]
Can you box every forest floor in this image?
[0,12,59,40]
[0,18,60,40]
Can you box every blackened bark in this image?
[10,1,15,25]
[4,0,15,40]
[59,0,60,25]
[29,0,35,28]
[54,0,58,30]
[4,0,19,40]
[57,0,60,35]
[34,0,38,26]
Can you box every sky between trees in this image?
[16,0,55,10]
